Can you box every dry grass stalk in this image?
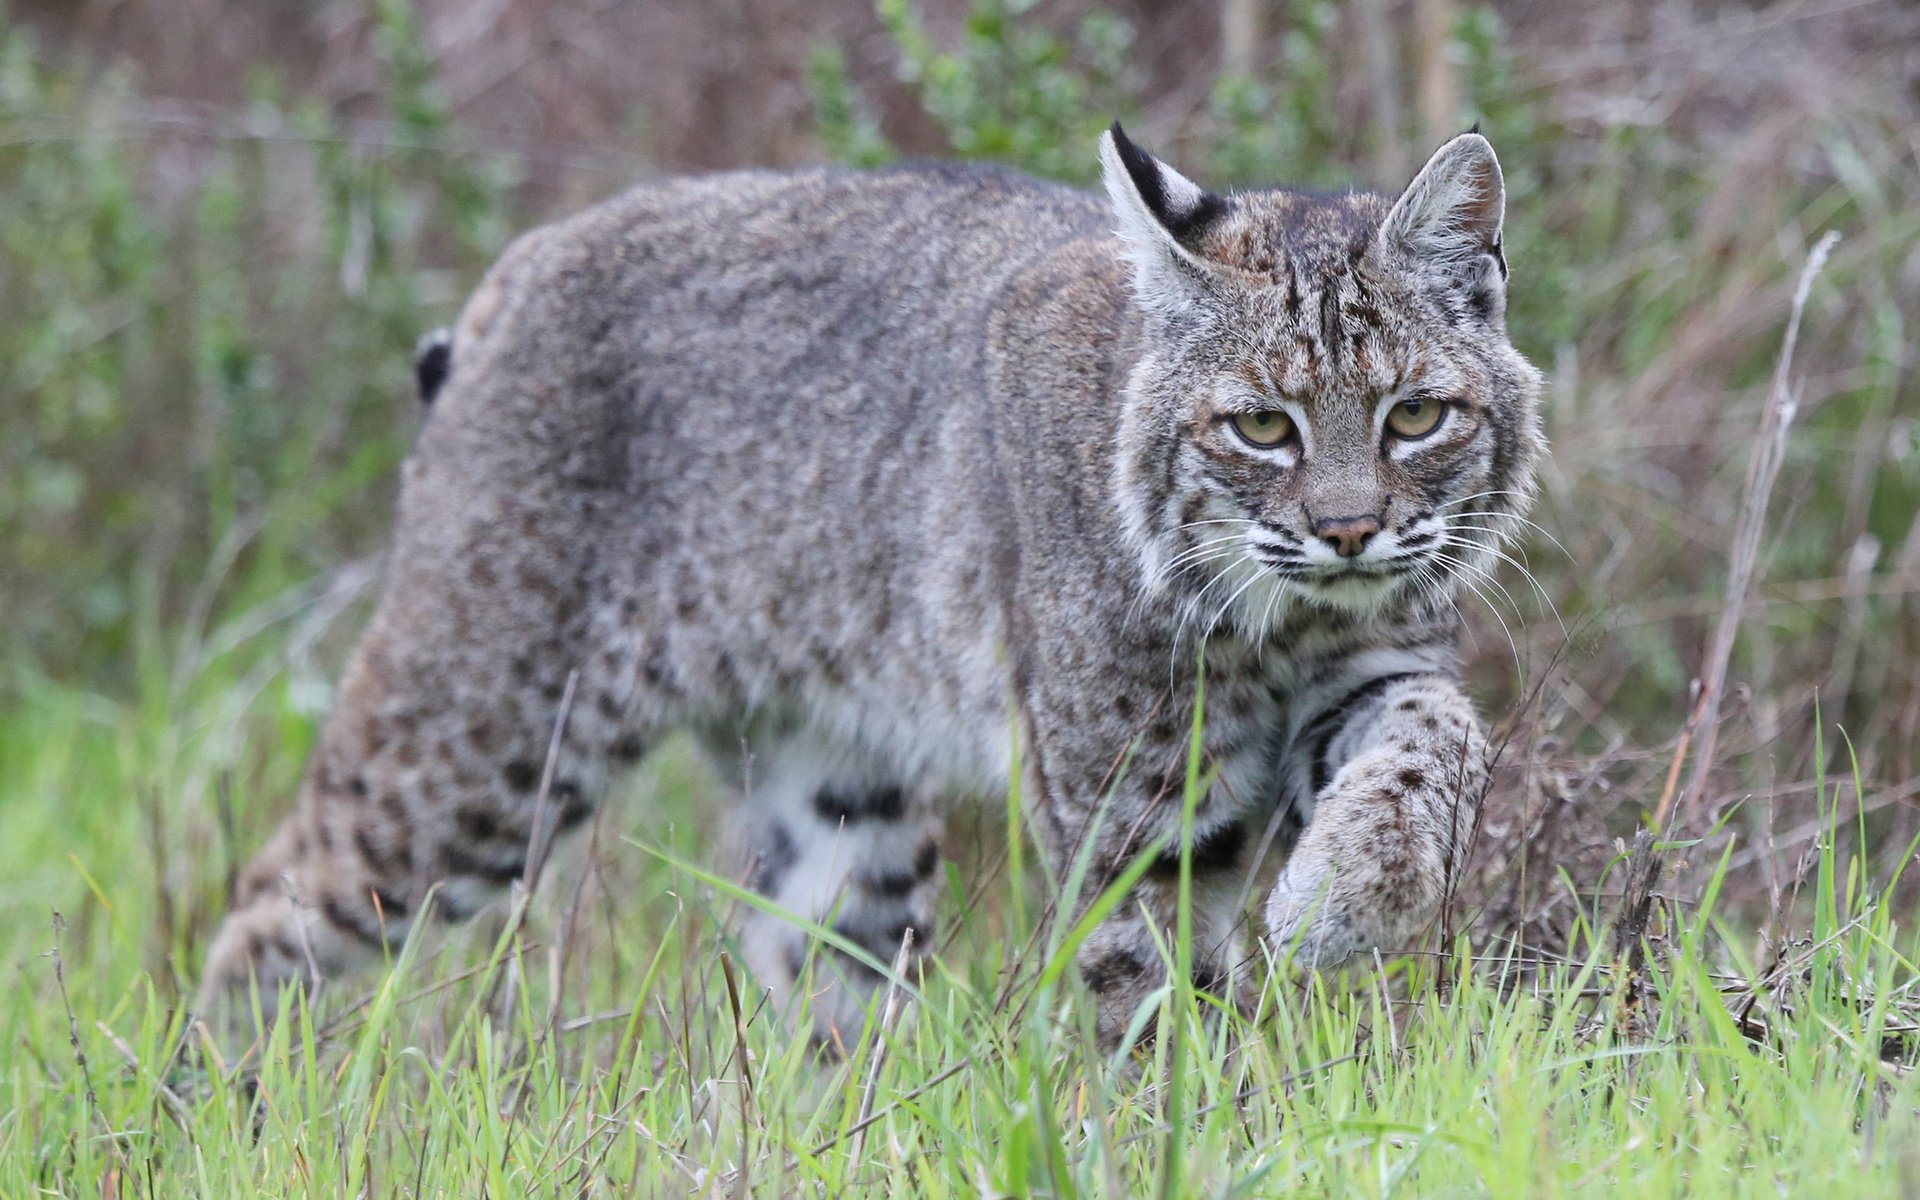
[1219,0,1262,80]
[486,667,580,1030]
[1355,0,1408,181]
[849,926,918,1168]
[1675,230,1841,823]
[1412,0,1458,145]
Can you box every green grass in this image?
[5,648,1920,1196]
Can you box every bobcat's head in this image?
[1104,123,1545,632]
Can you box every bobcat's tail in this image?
[414,328,453,406]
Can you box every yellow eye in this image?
[1231,410,1296,448]
[1385,394,1447,439]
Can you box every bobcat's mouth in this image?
[1297,565,1400,607]
[1250,551,1405,610]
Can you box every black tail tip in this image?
[414,328,453,406]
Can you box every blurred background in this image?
[1,0,1917,968]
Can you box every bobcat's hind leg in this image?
[727,740,944,1051]
[196,458,647,1028]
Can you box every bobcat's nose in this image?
[1312,514,1382,559]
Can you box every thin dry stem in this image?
[1679,230,1841,821]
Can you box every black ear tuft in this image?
[1466,120,1482,136]
[1107,122,1169,223]
[414,328,452,407]
[1106,120,1228,245]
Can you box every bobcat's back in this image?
[414,163,1125,783]
[436,160,1111,479]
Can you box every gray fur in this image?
[199,128,1544,1049]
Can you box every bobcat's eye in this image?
[1385,394,1447,440]
[1231,410,1296,448]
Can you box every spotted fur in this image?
[198,126,1543,1050]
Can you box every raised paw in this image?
[1262,747,1471,970]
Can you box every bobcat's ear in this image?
[1380,131,1508,323]
[1099,122,1229,311]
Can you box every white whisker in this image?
[1126,537,1248,634]
[1429,550,1523,674]
[1443,509,1573,560]
[1208,560,1272,638]
[1433,532,1568,635]
[1170,550,1252,658]
[1408,554,1479,656]
[1133,537,1249,629]
[1434,488,1533,513]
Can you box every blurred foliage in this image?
[873,0,1132,184]
[0,5,526,688]
[807,42,895,169]
[1202,0,1343,189]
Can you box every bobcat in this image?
[199,125,1543,1049]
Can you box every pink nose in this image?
[1312,515,1382,558]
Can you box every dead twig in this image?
[849,927,918,1168]
[1605,829,1664,1038]
[50,913,131,1177]
[1675,230,1841,824]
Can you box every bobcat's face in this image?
[1102,125,1544,627]
[1172,266,1531,617]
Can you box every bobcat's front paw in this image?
[1263,855,1374,969]
[1261,751,1467,970]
